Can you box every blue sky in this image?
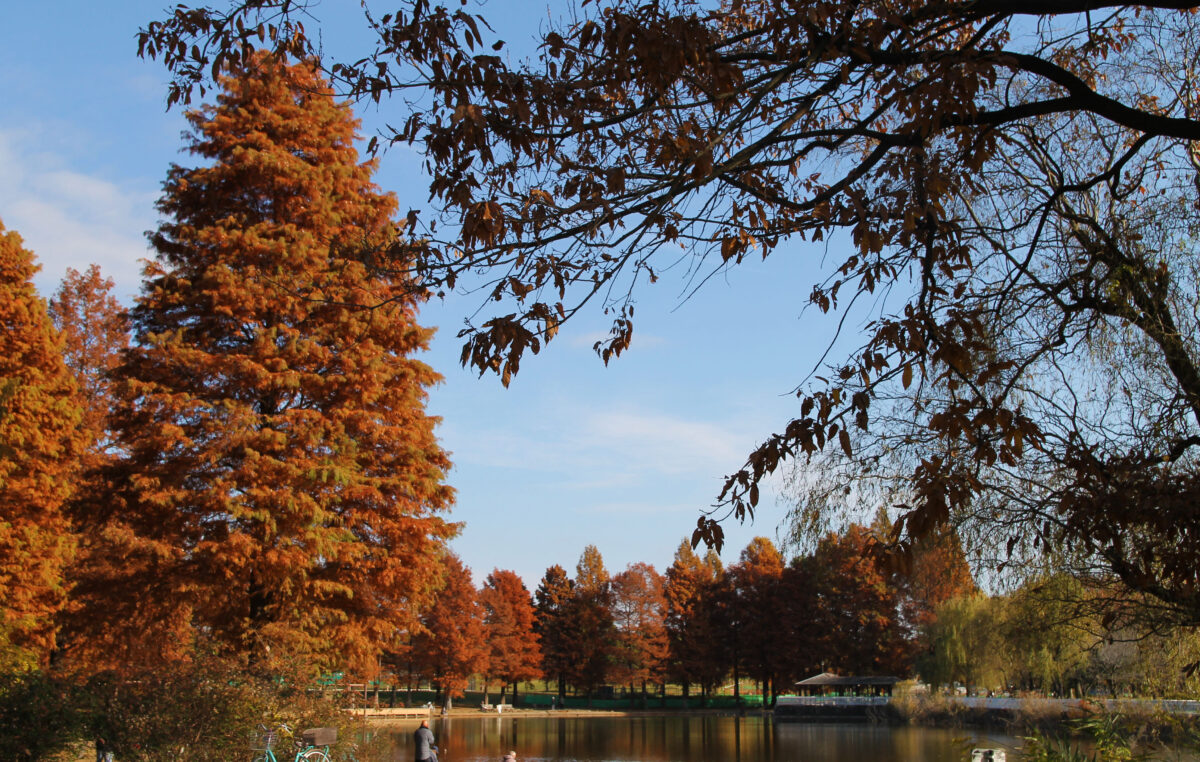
[0,1,857,587]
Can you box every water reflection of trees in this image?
[381,716,1001,761]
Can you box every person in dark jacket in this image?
[95,735,114,762]
[414,719,439,762]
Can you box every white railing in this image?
[776,696,891,707]
[777,696,1200,714]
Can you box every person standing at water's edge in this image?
[415,719,439,762]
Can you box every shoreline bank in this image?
[359,706,769,722]
[358,698,1200,738]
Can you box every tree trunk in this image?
[246,573,271,672]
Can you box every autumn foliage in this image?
[64,54,455,673]
[610,562,668,700]
[12,0,1200,723]
[410,554,488,707]
[47,264,128,468]
[730,538,785,701]
[664,541,729,697]
[795,526,911,676]
[0,221,85,666]
[479,569,542,700]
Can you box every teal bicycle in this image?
[251,723,336,762]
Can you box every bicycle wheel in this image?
[298,749,330,762]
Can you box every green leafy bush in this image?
[0,656,374,761]
[0,669,87,761]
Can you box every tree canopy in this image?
[480,568,543,696]
[65,54,455,673]
[138,0,1200,616]
[610,562,668,699]
[0,221,84,666]
[48,265,128,469]
[411,553,488,708]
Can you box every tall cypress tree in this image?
[410,553,487,711]
[479,569,542,703]
[570,545,615,701]
[534,565,575,700]
[0,221,85,667]
[68,55,455,673]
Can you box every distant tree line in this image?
[397,532,1200,708]
[392,524,978,708]
[921,574,1200,700]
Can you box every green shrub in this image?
[0,669,87,761]
[0,656,376,761]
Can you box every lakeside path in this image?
[358,707,768,723]
[357,697,1200,726]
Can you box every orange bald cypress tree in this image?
[411,554,487,710]
[0,221,85,666]
[568,545,615,701]
[479,569,541,704]
[664,541,726,700]
[610,562,668,706]
[730,537,784,704]
[68,55,454,673]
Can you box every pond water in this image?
[371,716,1025,762]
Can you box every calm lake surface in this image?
[373,716,1024,762]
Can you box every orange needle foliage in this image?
[568,545,617,699]
[48,265,129,470]
[64,54,455,675]
[795,525,912,676]
[610,562,668,700]
[0,221,85,666]
[411,553,487,707]
[479,569,542,701]
[730,537,785,701]
[664,541,728,697]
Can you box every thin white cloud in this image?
[0,128,155,301]
[578,408,746,475]
[442,401,754,489]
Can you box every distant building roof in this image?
[795,672,901,687]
